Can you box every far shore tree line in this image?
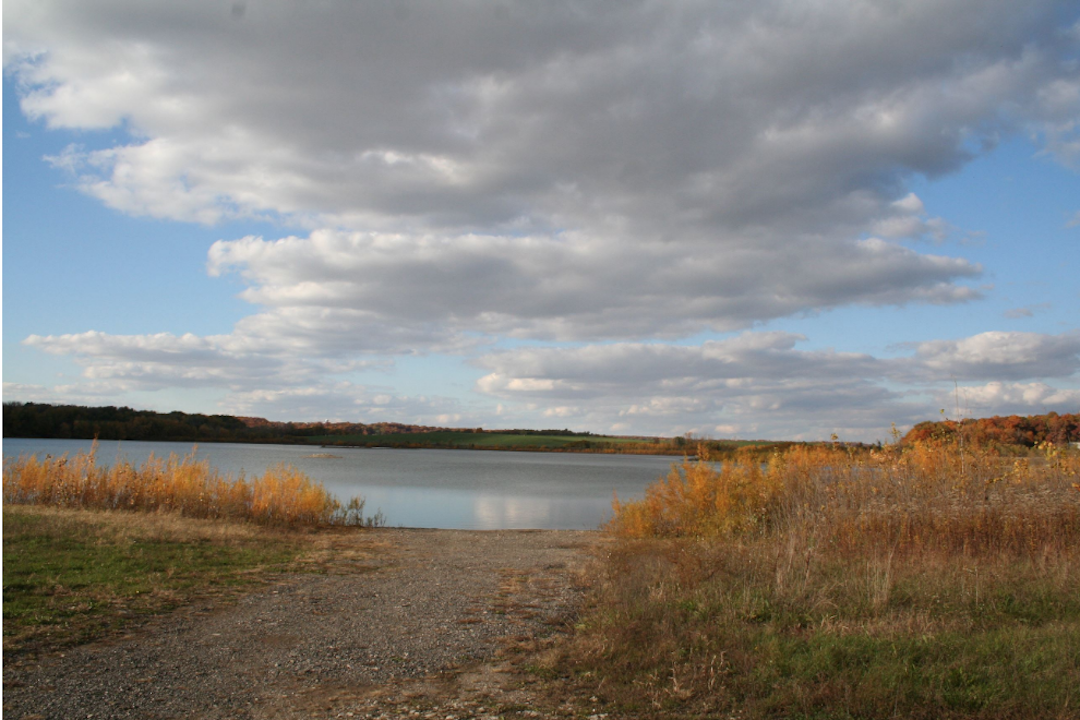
[2,403,651,448]
[3,402,1077,455]
[1,403,501,445]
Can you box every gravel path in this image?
[3,528,602,720]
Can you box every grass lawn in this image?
[308,430,644,449]
[2,505,306,656]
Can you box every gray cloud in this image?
[473,330,1080,439]
[18,333,467,425]
[474,333,905,438]
[204,230,981,343]
[5,1,1079,436]
[1003,303,1052,319]
[18,327,1079,440]
[9,0,1075,228]
[22,330,385,391]
[7,0,1077,344]
[938,382,1080,417]
[223,384,473,428]
[1,381,136,406]
[476,333,883,398]
[904,331,1080,381]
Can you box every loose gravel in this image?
[2,528,601,720]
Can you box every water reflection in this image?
[471,494,609,530]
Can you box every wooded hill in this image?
[902,411,1080,448]
[1,402,470,444]
[0,402,763,456]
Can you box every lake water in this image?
[2,438,677,530]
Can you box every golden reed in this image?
[610,440,1080,555]
[3,443,373,527]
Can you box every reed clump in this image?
[2,444,381,527]
[564,441,1080,719]
[610,441,1080,554]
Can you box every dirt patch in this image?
[2,528,603,720]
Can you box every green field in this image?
[307,430,647,450]
[2,506,303,655]
[305,431,796,457]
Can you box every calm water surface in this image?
[2,438,675,529]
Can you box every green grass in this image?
[745,624,1080,718]
[2,505,304,656]
[306,431,796,458]
[561,540,1080,719]
[308,430,643,450]
[551,443,1080,719]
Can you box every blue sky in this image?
[3,0,1079,442]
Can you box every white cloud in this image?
[223,384,472,426]
[941,382,1080,417]
[200,229,979,344]
[13,4,1068,238]
[473,330,1080,440]
[23,324,1078,440]
[1004,303,1052,319]
[476,332,881,398]
[872,193,951,242]
[7,0,1076,345]
[474,332,905,439]
[906,331,1080,380]
[5,2,1079,437]
[21,330,388,392]
[2,381,127,406]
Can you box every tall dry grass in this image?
[2,444,380,527]
[610,441,1080,555]
[570,440,1080,718]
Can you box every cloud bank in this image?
[475,330,1080,438]
[22,329,1080,440]
[5,0,1079,438]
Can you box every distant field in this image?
[305,431,795,456]
[307,431,646,450]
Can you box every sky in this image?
[3,0,1079,443]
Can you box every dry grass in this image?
[4,502,273,544]
[563,441,1080,719]
[2,443,381,527]
[610,441,1080,555]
